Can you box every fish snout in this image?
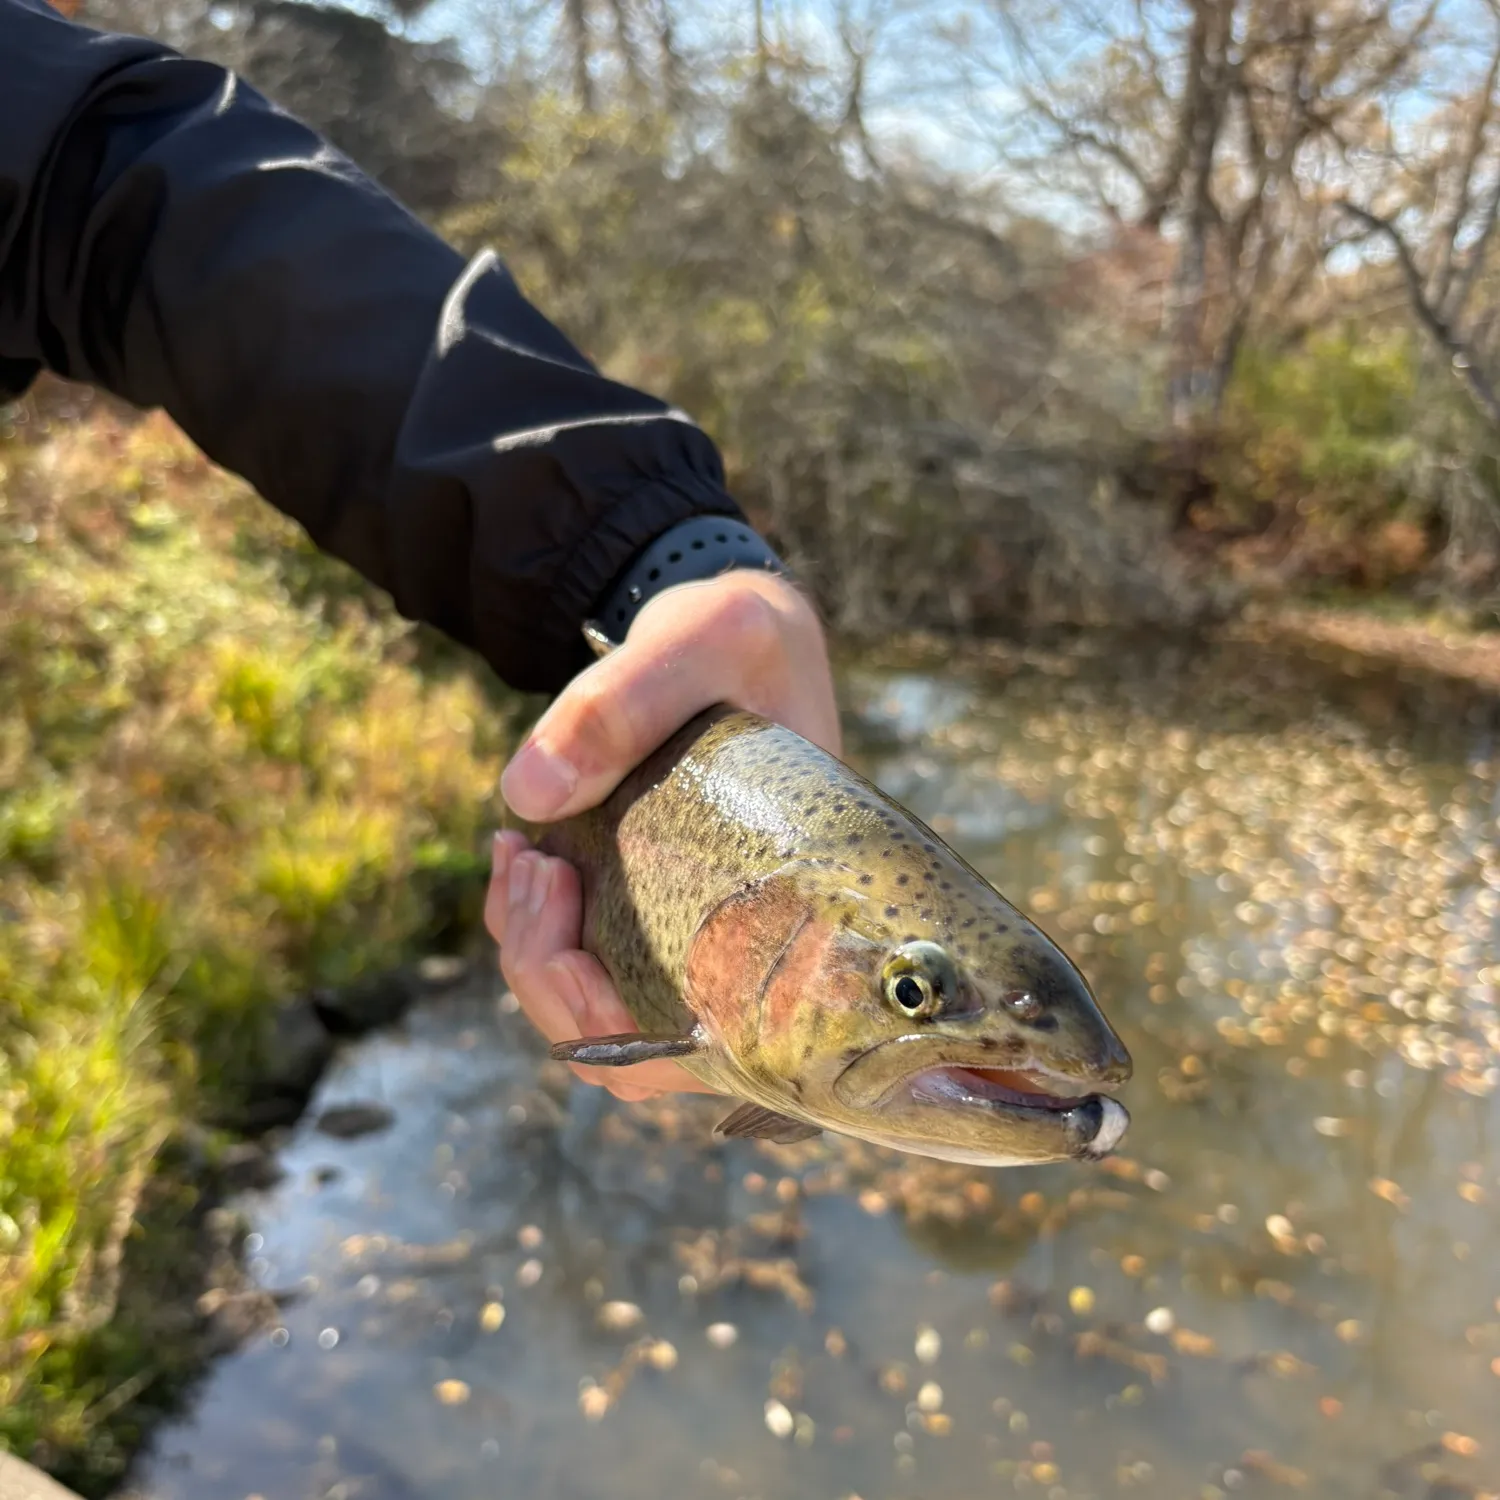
[1091,1030,1133,1088]
[1038,1013,1133,1091]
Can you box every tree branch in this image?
[1433,32,1500,312]
[1339,199,1500,428]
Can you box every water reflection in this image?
[126,632,1500,1500]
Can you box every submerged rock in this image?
[235,996,338,1131]
[314,1103,397,1140]
[311,973,418,1037]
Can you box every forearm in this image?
[0,0,753,691]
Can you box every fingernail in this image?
[528,857,553,917]
[500,740,578,820]
[508,851,537,913]
[491,831,510,881]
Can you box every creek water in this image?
[125,631,1500,1500]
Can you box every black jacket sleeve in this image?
[0,0,750,693]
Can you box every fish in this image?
[528,622,1132,1168]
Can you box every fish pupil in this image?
[894,976,926,1012]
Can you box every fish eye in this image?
[882,941,957,1021]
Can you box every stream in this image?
[123,630,1500,1500]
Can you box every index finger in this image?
[500,577,823,822]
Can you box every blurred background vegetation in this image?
[0,395,534,1485]
[7,0,1500,1487]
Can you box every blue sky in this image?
[342,0,1500,241]
[349,0,1019,172]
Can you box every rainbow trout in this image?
[535,627,1131,1168]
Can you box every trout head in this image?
[686,845,1132,1167]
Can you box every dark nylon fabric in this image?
[0,0,749,692]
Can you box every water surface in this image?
[126,631,1500,1500]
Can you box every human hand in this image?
[484,569,841,1101]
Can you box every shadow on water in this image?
[123,628,1500,1500]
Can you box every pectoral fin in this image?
[550,1032,702,1066]
[715,1101,821,1144]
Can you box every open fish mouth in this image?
[919,1063,1092,1110]
[906,1064,1131,1159]
[835,1041,1130,1160]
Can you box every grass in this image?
[0,383,535,1490]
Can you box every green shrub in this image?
[1211,327,1500,597]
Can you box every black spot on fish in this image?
[896,874,909,887]
[885,905,900,918]
[859,873,873,886]
[962,917,975,928]
[847,833,861,846]
[941,881,952,891]
[919,909,932,921]
[832,802,846,813]
[923,842,936,854]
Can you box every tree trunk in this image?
[1166,0,1231,434]
[652,0,683,108]
[565,0,594,111]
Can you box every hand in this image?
[484,569,841,1101]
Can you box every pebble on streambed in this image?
[764,1400,795,1439]
[596,1301,644,1333]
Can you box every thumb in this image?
[500,582,783,821]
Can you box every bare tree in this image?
[954,0,1443,427]
[1338,3,1500,428]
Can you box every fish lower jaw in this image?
[1081,1096,1131,1157]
